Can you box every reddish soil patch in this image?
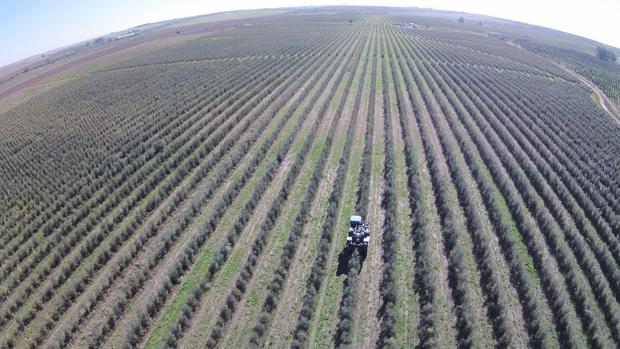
[0,15,279,101]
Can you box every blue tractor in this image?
[346,215,369,252]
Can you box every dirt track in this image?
[505,40,620,126]
[557,64,620,125]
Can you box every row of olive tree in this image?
[135,32,359,349]
[2,32,340,348]
[205,33,366,349]
[422,43,607,347]
[392,30,533,346]
[289,36,368,349]
[71,52,323,349]
[463,67,619,344]
[334,31,376,349]
[4,58,300,348]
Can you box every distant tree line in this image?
[596,46,616,62]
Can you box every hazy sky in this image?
[1,0,619,67]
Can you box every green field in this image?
[0,6,619,349]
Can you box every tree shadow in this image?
[336,247,352,276]
[336,247,367,276]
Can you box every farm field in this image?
[1,7,619,349]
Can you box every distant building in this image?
[116,31,139,40]
[487,32,505,40]
[396,21,418,29]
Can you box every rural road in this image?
[506,40,620,126]
[556,64,620,126]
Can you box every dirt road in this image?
[557,64,620,125]
[505,40,620,126]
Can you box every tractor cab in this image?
[347,215,369,250]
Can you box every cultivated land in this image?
[1,6,619,349]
